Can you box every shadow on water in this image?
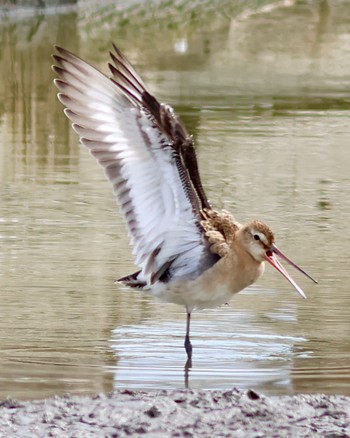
[1,0,350,399]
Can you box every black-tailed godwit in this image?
[53,45,317,363]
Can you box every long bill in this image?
[264,244,317,299]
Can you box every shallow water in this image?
[1,0,350,399]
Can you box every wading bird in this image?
[52,45,316,364]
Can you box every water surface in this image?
[1,0,350,399]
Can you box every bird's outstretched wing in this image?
[52,46,216,285]
[108,44,211,211]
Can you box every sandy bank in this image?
[1,388,349,437]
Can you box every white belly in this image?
[148,257,265,312]
[151,280,234,311]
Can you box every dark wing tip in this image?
[52,46,67,60]
[52,47,72,72]
[52,64,65,76]
[111,42,126,60]
[53,45,69,55]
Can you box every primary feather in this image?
[52,46,216,287]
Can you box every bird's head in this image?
[239,220,317,298]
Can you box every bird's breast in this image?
[150,256,265,312]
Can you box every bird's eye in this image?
[254,234,260,241]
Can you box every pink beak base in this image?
[264,245,317,299]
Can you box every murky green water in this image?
[1,0,350,400]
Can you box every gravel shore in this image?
[1,388,349,437]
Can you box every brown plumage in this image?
[52,45,317,363]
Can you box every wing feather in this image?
[53,46,216,284]
[108,47,211,211]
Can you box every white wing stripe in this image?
[55,79,121,110]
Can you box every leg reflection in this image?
[184,312,193,388]
[184,357,192,388]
